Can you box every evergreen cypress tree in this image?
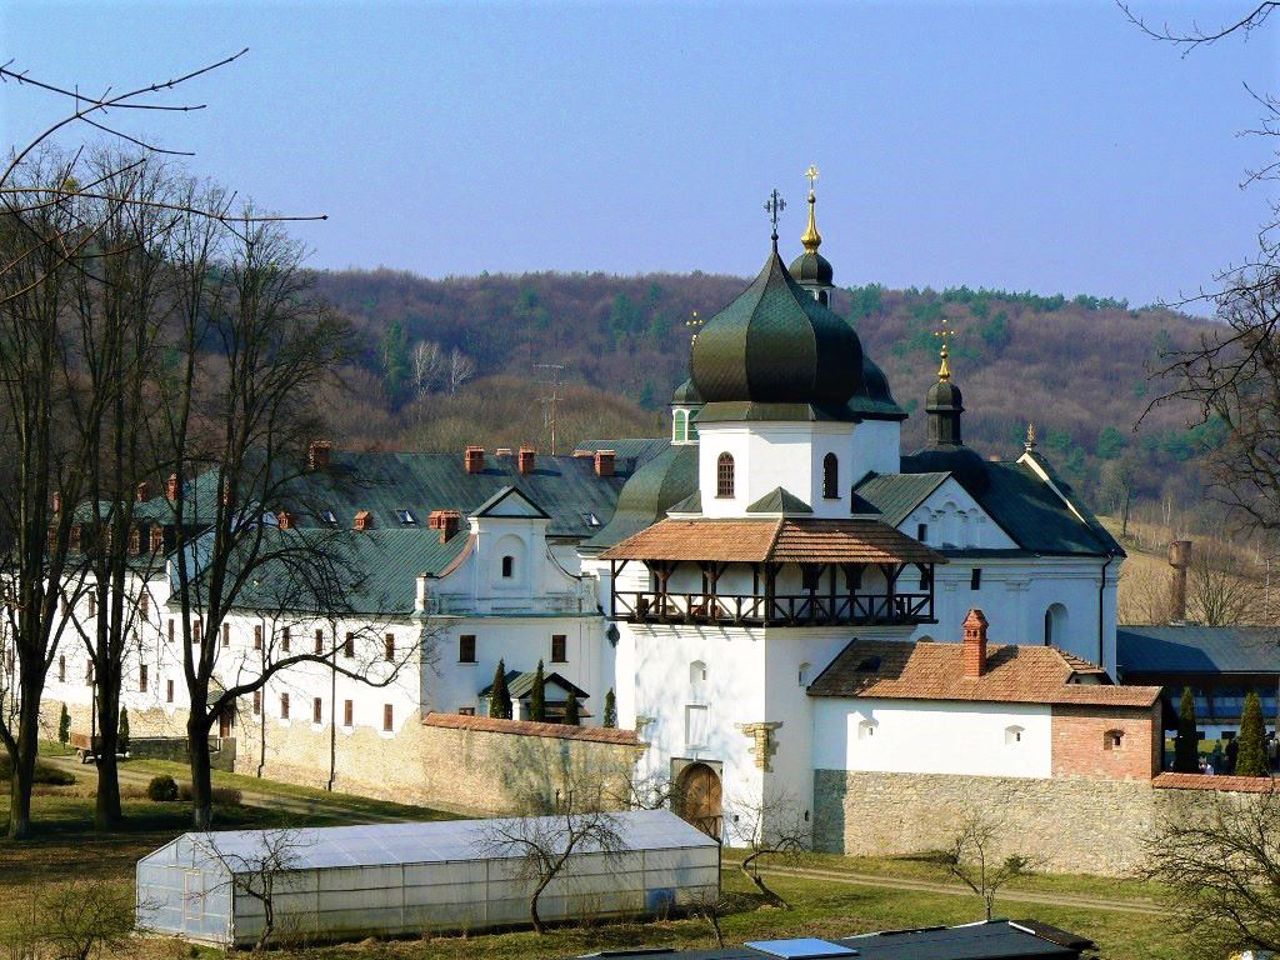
[1174,686,1199,773]
[564,690,580,726]
[58,703,71,746]
[1235,691,1268,777]
[118,707,131,756]
[603,688,617,729]
[489,659,512,719]
[530,660,546,722]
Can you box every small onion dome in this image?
[691,251,863,405]
[671,377,703,405]
[926,377,963,413]
[862,356,897,405]
[789,250,833,287]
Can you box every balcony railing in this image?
[612,590,933,627]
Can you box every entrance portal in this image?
[677,762,722,840]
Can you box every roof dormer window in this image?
[582,512,601,528]
[396,509,417,525]
[321,510,338,527]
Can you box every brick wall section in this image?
[1050,703,1161,781]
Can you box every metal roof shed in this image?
[136,809,719,947]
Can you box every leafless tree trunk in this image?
[196,827,311,952]
[448,347,475,396]
[731,791,807,910]
[941,811,1039,921]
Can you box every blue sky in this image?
[4,1,1277,308]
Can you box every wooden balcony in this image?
[611,589,934,628]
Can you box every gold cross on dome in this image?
[933,317,959,382]
[686,310,705,342]
[805,164,820,190]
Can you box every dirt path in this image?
[721,858,1164,917]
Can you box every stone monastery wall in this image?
[813,769,1275,876]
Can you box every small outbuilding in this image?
[136,809,719,947]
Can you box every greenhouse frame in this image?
[135,809,720,946]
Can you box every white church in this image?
[28,177,1150,844]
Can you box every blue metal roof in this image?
[1118,625,1280,676]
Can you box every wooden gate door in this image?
[678,763,722,840]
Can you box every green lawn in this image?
[0,782,1181,960]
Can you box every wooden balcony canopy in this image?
[599,518,946,566]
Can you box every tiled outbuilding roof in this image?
[809,638,1160,707]
[422,712,641,746]
[600,518,945,565]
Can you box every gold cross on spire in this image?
[801,164,822,253]
[934,317,958,382]
[805,164,819,190]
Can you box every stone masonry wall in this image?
[814,769,1275,876]
[233,710,644,815]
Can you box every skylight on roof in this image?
[582,512,601,528]
[321,510,338,526]
[744,939,858,959]
[396,509,417,525]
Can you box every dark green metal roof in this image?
[747,487,813,515]
[582,444,698,551]
[789,249,833,286]
[889,452,1124,558]
[853,472,950,526]
[671,378,703,405]
[690,250,863,408]
[1118,626,1280,677]
[847,356,908,421]
[479,669,589,700]
[667,490,702,514]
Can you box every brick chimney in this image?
[166,473,181,502]
[594,449,616,478]
[51,491,62,514]
[464,446,485,474]
[136,481,150,503]
[518,446,536,475]
[277,511,296,531]
[1168,540,1191,622]
[353,509,373,532]
[429,509,462,543]
[308,440,332,471]
[962,608,989,678]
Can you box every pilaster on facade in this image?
[737,720,783,772]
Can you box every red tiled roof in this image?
[600,517,945,565]
[808,638,1161,708]
[1153,771,1277,793]
[422,711,641,745]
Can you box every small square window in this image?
[916,523,928,542]
[251,689,260,714]
[501,555,514,578]
[168,680,176,705]
[280,693,290,720]
[383,704,394,733]
[253,625,263,650]
[344,700,353,727]
[459,635,476,663]
[551,634,567,663]
[222,623,231,647]
[282,627,291,654]
[458,707,476,716]
[139,665,148,693]
[313,697,323,724]
[314,629,324,655]
[970,568,982,590]
[344,633,355,658]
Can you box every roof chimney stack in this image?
[464,446,485,474]
[1169,539,1192,622]
[962,608,989,678]
[429,509,462,543]
[308,440,332,471]
[136,481,150,503]
[353,510,373,532]
[594,449,616,478]
[166,473,181,503]
[277,511,296,531]
[518,446,536,475]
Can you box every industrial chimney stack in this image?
[1168,539,1192,623]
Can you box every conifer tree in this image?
[57,704,71,747]
[564,690,580,726]
[489,659,512,720]
[118,708,130,756]
[1174,686,1199,773]
[530,660,546,722]
[1235,691,1268,777]
[603,688,617,729]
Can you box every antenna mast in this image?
[534,362,565,455]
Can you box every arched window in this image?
[1103,729,1125,750]
[798,662,812,687]
[1004,725,1024,745]
[689,660,708,686]
[673,410,688,444]
[1044,603,1068,646]
[716,453,735,498]
[823,453,839,500]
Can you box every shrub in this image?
[489,659,512,719]
[146,775,179,802]
[1236,691,1268,777]
[1174,687,1199,773]
[118,707,130,755]
[177,783,242,806]
[603,689,617,729]
[58,703,71,746]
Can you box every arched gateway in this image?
[677,762,722,840]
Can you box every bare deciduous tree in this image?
[34,878,138,960]
[1190,540,1257,625]
[940,811,1038,921]
[410,340,449,399]
[731,791,807,910]
[1143,791,1280,958]
[195,827,311,952]
[448,347,476,396]
[482,786,626,934]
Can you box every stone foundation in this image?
[813,769,1277,876]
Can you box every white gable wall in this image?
[811,697,1052,778]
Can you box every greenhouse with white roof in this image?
[135,809,720,947]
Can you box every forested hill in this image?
[310,267,1221,513]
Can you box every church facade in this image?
[24,178,1140,842]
